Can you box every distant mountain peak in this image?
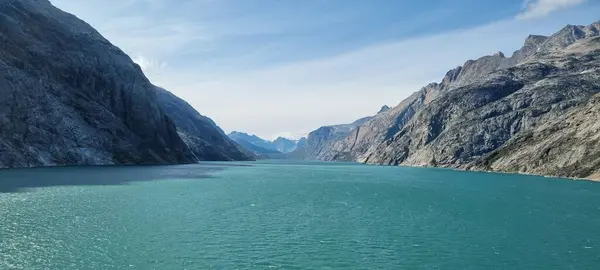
[229,131,305,154]
[273,136,295,142]
[378,105,391,114]
[524,34,548,45]
[228,131,249,136]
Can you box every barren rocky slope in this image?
[155,88,254,161]
[363,25,600,172]
[0,0,249,167]
[302,21,600,179]
[289,107,385,160]
[468,91,600,179]
[308,33,555,163]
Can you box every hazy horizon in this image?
[50,0,600,140]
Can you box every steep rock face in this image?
[289,106,385,160]
[378,105,391,114]
[537,23,600,53]
[470,92,600,179]
[364,28,600,179]
[313,32,552,163]
[288,126,348,160]
[154,88,254,161]
[321,85,442,162]
[309,21,600,176]
[272,137,300,153]
[0,0,198,167]
[295,137,307,150]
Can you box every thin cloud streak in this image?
[154,10,600,139]
[517,0,586,19]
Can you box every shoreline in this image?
[1,159,598,183]
[0,161,255,172]
[360,160,600,183]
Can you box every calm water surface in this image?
[1,161,599,269]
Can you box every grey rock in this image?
[378,105,391,114]
[471,93,600,179]
[296,137,307,149]
[306,28,556,163]
[0,0,199,167]
[289,106,387,160]
[363,27,600,179]
[272,137,301,153]
[300,20,600,179]
[288,125,348,160]
[155,87,254,161]
[468,41,600,179]
[0,0,248,168]
[537,23,600,53]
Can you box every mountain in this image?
[154,87,254,161]
[288,106,388,160]
[228,132,278,151]
[378,105,391,114]
[296,137,307,149]
[228,132,305,157]
[467,36,600,179]
[470,91,600,179]
[232,138,282,158]
[313,34,556,163]
[303,21,600,179]
[272,137,301,153]
[0,0,248,168]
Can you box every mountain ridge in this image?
[292,20,600,180]
[0,0,251,168]
[228,131,305,157]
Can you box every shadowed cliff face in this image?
[154,87,255,161]
[0,0,199,167]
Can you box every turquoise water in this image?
[1,161,600,269]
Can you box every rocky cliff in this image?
[272,137,301,153]
[305,21,600,179]
[314,32,554,163]
[155,88,254,161]
[469,92,600,179]
[469,37,600,179]
[289,107,386,160]
[363,23,600,171]
[0,0,247,167]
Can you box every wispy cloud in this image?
[160,10,600,139]
[517,0,586,20]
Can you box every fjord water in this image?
[1,161,599,269]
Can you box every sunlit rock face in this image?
[298,21,600,179]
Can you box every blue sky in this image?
[51,0,599,140]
